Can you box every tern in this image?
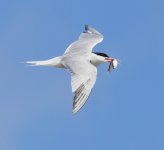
[27,25,119,114]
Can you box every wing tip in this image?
[72,103,82,115]
[72,109,78,115]
[83,24,90,33]
[72,101,82,114]
[85,24,89,30]
[83,25,103,37]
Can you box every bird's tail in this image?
[26,56,65,68]
[26,60,51,66]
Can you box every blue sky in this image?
[0,0,164,150]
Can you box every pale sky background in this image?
[0,0,164,150]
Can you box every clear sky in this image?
[0,0,164,150]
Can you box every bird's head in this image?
[92,52,119,72]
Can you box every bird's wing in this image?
[64,58,97,114]
[64,25,103,54]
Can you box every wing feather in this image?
[64,25,103,54]
[73,81,93,114]
[64,60,97,114]
[72,74,96,114]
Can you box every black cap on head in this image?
[92,52,109,58]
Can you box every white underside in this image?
[26,53,105,68]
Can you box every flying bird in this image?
[27,25,119,114]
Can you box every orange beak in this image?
[105,58,114,62]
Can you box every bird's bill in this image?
[105,57,114,62]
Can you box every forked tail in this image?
[26,60,52,66]
[26,56,65,68]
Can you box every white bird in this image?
[27,25,119,114]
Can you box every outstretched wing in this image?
[64,25,103,54]
[72,77,95,114]
[64,59,97,114]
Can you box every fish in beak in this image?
[108,59,119,72]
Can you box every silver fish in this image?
[108,59,118,72]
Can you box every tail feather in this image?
[26,60,50,66]
[26,56,65,68]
